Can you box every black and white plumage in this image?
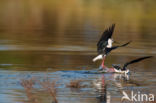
[112,56,153,73]
[103,41,131,56]
[93,24,115,62]
[97,24,115,54]
[93,24,130,62]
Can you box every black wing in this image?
[105,41,131,55]
[97,24,115,53]
[111,41,131,50]
[122,56,153,70]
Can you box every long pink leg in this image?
[101,56,106,69]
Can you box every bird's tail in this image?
[122,56,153,70]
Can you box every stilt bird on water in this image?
[102,56,153,74]
[93,24,130,69]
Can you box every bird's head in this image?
[112,64,122,70]
[109,38,114,43]
[107,38,113,48]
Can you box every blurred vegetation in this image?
[0,0,156,45]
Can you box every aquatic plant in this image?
[21,77,58,103]
[21,78,39,103]
[66,80,83,88]
[40,79,58,103]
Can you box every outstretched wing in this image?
[111,41,131,50]
[97,24,115,53]
[122,56,153,70]
[105,41,131,55]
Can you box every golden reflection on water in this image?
[0,0,156,46]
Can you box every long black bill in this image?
[122,56,153,70]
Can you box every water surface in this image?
[0,0,156,103]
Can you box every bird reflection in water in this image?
[93,73,130,103]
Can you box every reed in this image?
[21,78,39,103]
[66,80,83,88]
[40,79,58,103]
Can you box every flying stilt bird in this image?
[93,24,130,69]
